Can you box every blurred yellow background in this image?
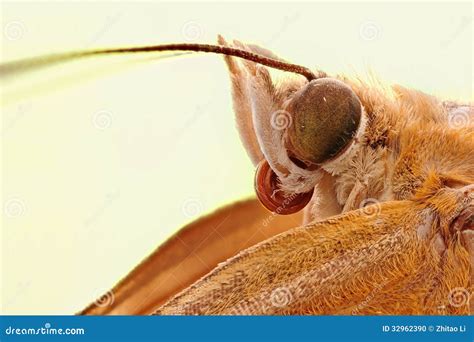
[1,1,472,314]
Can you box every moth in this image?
[3,36,473,315]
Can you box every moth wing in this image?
[155,199,471,315]
[80,198,302,315]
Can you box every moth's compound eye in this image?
[254,159,314,215]
[286,78,362,165]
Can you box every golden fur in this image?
[81,37,473,315]
[154,38,473,315]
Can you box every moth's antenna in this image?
[0,43,320,81]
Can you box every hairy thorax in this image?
[314,80,474,217]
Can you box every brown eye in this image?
[286,78,362,165]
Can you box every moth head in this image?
[253,77,363,215]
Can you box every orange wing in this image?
[80,198,302,315]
